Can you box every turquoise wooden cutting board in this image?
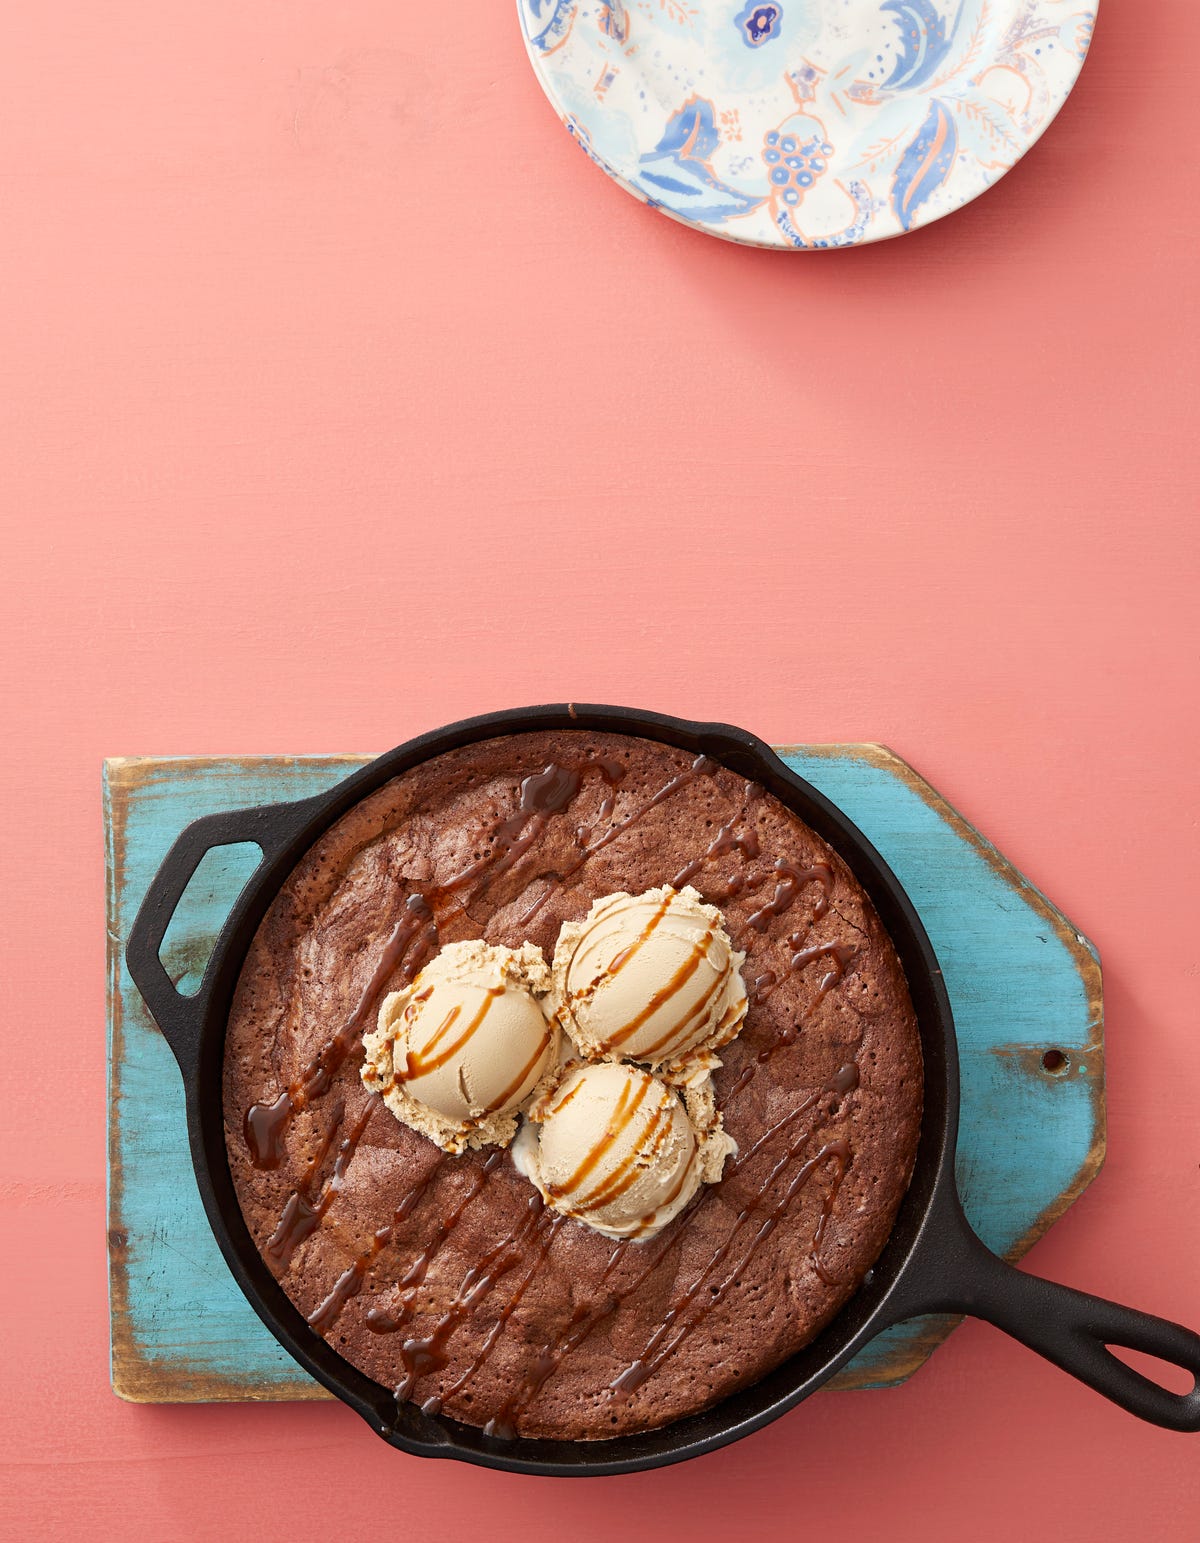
[104,747,1103,1402]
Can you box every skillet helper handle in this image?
[890,1210,1200,1432]
[126,799,317,1073]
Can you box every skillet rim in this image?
[129,703,959,1475]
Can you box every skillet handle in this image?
[885,1204,1200,1432]
[125,798,323,1074]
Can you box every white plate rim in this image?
[517,0,1099,250]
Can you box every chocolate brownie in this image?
[223,731,922,1440]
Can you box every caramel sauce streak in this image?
[429,1214,569,1418]
[670,794,762,890]
[751,940,856,1008]
[630,1130,697,1238]
[436,764,586,898]
[546,1075,654,1202]
[398,987,505,1082]
[394,1192,548,1401]
[362,1152,507,1337]
[411,1004,465,1062]
[608,1138,851,1400]
[298,1102,345,1191]
[306,1154,498,1336]
[518,755,714,928]
[543,1077,584,1119]
[266,1096,378,1269]
[573,1099,675,1215]
[307,1235,386,1336]
[810,1150,850,1286]
[741,860,833,939]
[484,1021,555,1115]
[636,963,728,1061]
[567,756,713,873]
[592,891,673,992]
[245,894,436,1170]
[605,927,715,1051]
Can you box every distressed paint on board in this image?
[105,748,1103,1403]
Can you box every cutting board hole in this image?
[159,842,264,996]
[1041,1049,1070,1075]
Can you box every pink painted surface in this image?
[1,1,1198,1537]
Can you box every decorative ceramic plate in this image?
[517,1,1096,248]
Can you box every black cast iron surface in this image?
[127,705,1200,1472]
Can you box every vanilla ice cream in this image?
[513,1062,735,1240]
[552,886,748,1073]
[362,939,558,1154]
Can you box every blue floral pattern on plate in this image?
[516,0,1097,248]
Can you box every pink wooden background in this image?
[2,1,1198,1538]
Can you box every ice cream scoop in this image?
[362,939,558,1154]
[513,1061,734,1240]
[552,886,748,1073]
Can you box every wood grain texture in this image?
[106,748,1103,1402]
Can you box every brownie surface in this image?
[223,731,922,1439]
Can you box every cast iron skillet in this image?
[126,705,1200,1473]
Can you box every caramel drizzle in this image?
[481,1063,859,1434]
[305,1155,484,1336]
[749,939,857,1009]
[628,1124,699,1240]
[266,1096,379,1269]
[574,756,628,845]
[299,1103,344,1187]
[247,754,702,1173]
[426,1214,568,1418]
[545,1074,655,1203]
[670,792,762,890]
[351,1151,507,1338]
[245,894,438,1170]
[571,1094,677,1218]
[604,926,717,1055]
[517,755,715,927]
[741,859,833,939]
[559,889,674,1038]
[396,988,500,1083]
[433,763,593,903]
[809,1150,850,1286]
[581,889,673,997]
[606,1136,850,1399]
[638,954,731,1062]
[483,1019,556,1116]
[364,1190,573,1417]
[393,1193,550,1401]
